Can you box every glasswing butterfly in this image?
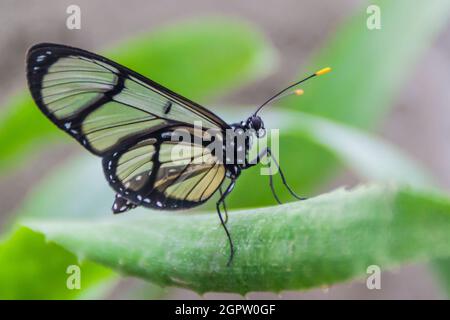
[26,43,330,265]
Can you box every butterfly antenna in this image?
[253,67,331,116]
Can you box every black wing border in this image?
[26,42,231,156]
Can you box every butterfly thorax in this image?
[224,115,265,179]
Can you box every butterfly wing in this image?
[27,43,228,210]
[26,43,230,156]
[104,125,226,210]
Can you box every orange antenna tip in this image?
[294,89,304,96]
[315,67,332,76]
[253,67,329,115]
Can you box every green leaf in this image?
[276,0,450,192]
[19,156,114,220]
[7,107,433,297]
[0,18,275,172]
[291,0,450,128]
[0,227,113,299]
[0,225,167,299]
[0,155,121,300]
[24,185,450,294]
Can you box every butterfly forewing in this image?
[27,43,229,210]
[27,43,229,155]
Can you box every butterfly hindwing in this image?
[103,126,226,210]
[26,43,230,156]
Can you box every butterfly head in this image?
[246,115,266,138]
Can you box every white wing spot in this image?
[36,55,46,62]
[120,206,127,211]
[137,195,143,201]
[156,201,162,207]
[135,175,142,181]
[64,122,72,129]
[144,198,151,203]
[124,182,130,188]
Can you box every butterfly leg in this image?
[267,159,282,204]
[245,148,282,204]
[217,180,236,266]
[219,186,229,224]
[266,148,307,201]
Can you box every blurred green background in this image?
[1,0,450,299]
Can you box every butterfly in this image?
[26,43,330,265]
